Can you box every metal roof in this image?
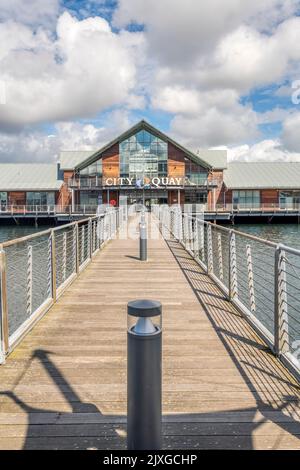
[75,120,213,171]
[197,150,227,169]
[224,162,300,189]
[59,151,96,170]
[0,164,63,191]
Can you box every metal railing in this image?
[208,202,300,213]
[155,205,300,381]
[0,208,125,363]
[0,205,100,215]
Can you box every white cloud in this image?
[170,105,259,149]
[0,109,131,162]
[0,0,60,28]
[227,139,300,162]
[113,0,298,66]
[281,113,300,152]
[0,12,144,130]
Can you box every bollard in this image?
[127,299,162,450]
[140,213,147,261]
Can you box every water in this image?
[0,225,51,243]
[232,223,300,250]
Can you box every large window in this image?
[120,129,168,180]
[27,192,55,207]
[0,191,7,208]
[185,159,208,186]
[280,191,300,209]
[79,159,102,177]
[232,190,260,209]
[80,191,101,206]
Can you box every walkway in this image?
[0,214,299,449]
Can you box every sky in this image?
[1,0,300,163]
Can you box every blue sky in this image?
[1,0,300,162]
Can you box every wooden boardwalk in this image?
[0,214,299,449]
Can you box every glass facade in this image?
[26,192,55,206]
[232,190,260,209]
[0,191,7,208]
[279,191,300,209]
[120,129,168,180]
[79,159,102,177]
[185,158,208,186]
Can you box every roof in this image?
[197,150,227,169]
[59,151,96,170]
[75,120,213,171]
[0,164,63,191]
[224,162,300,190]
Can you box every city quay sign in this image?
[103,176,189,188]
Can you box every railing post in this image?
[217,233,224,281]
[0,246,9,362]
[246,244,256,313]
[47,234,52,299]
[229,231,238,300]
[274,245,289,356]
[51,230,57,303]
[75,223,79,274]
[81,225,85,264]
[62,232,67,282]
[96,218,100,250]
[207,224,213,274]
[26,245,33,316]
[88,218,92,258]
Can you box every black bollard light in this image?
[140,212,147,261]
[127,299,162,450]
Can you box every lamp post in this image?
[127,299,162,450]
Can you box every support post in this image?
[127,299,162,450]
[75,223,79,274]
[62,232,67,282]
[207,224,213,274]
[217,233,224,281]
[140,213,147,261]
[88,218,92,259]
[229,231,238,300]
[246,244,256,313]
[51,230,57,302]
[26,245,33,316]
[81,225,85,264]
[274,246,289,356]
[0,246,9,361]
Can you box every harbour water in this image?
[1,221,300,246]
[0,225,52,243]
[229,223,300,249]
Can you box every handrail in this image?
[155,205,300,382]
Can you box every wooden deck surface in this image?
[0,214,299,449]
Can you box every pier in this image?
[0,209,299,449]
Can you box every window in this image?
[232,190,260,209]
[120,129,168,180]
[27,192,55,207]
[79,159,102,177]
[185,159,208,185]
[0,192,7,208]
[80,191,101,206]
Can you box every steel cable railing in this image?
[0,208,125,362]
[157,205,300,381]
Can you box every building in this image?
[0,163,65,211]
[2,120,300,220]
[220,162,300,210]
[63,120,225,211]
